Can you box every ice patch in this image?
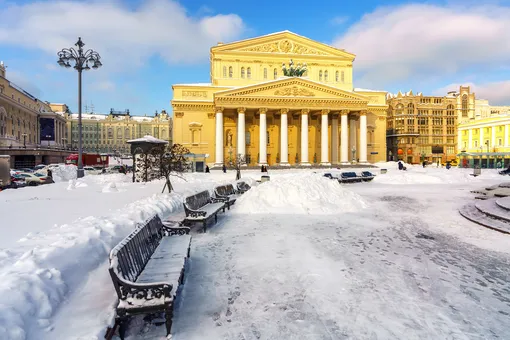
[235,173,368,215]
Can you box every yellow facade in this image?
[0,61,53,148]
[56,108,172,154]
[386,86,476,164]
[172,31,388,166]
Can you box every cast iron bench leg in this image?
[165,304,173,336]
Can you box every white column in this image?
[505,125,508,146]
[468,129,472,149]
[259,108,267,165]
[480,128,484,147]
[320,109,330,165]
[214,108,224,166]
[340,110,349,164]
[349,115,357,162]
[280,108,289,165]
[331,115,339,164]
[237,108,246,159]
[359,111,368,163]
[491,126,496,149]
[457,130,463,152]
[300,109,310,165]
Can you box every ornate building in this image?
[171,31,388,167]
[61,108,172,154]
[0,61,54,148]
[386,86,475,164]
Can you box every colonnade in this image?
[214,108,369,166]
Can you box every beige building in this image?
[59,108,172,154]
[0,61,53,148]
[172,31,388,167]
[386,86,476,164]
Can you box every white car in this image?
[84,166,100,175]
[18,172,48,186]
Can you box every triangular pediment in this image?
[212,31,355,59]
[215,78,368,102]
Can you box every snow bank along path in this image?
[235,173,368,214]
[0,172,225,340]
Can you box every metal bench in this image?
[183,190,226,230]
[338,171,362,183]
[108,215,191,339]
[237,181,251,193]
[360,171,375,182]
[214,183,241,209]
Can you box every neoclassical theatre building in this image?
[172,31,388,167]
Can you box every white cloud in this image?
[330,16,349,25]
[332,4,510,88]
[45,63,58,71]
[434,81,510,105]
[0,0,245,71]
[93,80,116,92]
[7,70,42,98]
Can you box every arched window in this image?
[319,70,323,81]
[396,104,404,115]
[263,68,267,79]
[324,71,328,82]
[107,127,113,139]
[223,66,226,78]
[117,127,122,139]
[447,104,455,116]
[407,103,414,115]
[229,66,233,78]
[241,67,245,78]
[125,127,130,139]
[341,71,345,83]
[161,129,166,139]
[462,94,468,117]
[273,68,278,79]
[247,67,251,79]
[335,71,339,82]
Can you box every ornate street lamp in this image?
[57,37,102,178]
[21,133,27,149]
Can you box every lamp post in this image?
[100,153,108,174]
[351,146,356,163]
[45,135,51,147]
[479,145,483,168]
[62,137,67,150]
[21,133,27,149]
[57,37,102,178]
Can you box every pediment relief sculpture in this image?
[239,39,329,56]
[274,86,316,97]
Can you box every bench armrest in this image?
[110,267,173,302]
[188,210,207,218]
[211,197,228,203]
[162,225,190,236]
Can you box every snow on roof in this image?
[127,135,168,144]
[130,116,154,122]
[70,113,106,120]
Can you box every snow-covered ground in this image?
[1,163,509,340]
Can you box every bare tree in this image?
[161,144,191,193]
[228,153,246,180]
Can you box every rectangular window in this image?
[498,138,502,146]
[245,131,251,145]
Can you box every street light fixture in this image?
[57,37,102,178]
[45,135,51,147]
[21,133,27,149]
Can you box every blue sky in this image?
[1,0,510,116]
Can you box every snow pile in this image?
[374,167,502,184]
[66,179,88,190]
[0,190,184,340]
[51,165,77,183]
[235,173,368,215]
[102,182,119,193]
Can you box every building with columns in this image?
[457,93,510,168]
[171,31,388,167]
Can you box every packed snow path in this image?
[170,216,509,339]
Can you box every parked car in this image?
[18,172,48,186]
[84,166,100,175]
[10,175,27,188]
[33,164,46,171]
